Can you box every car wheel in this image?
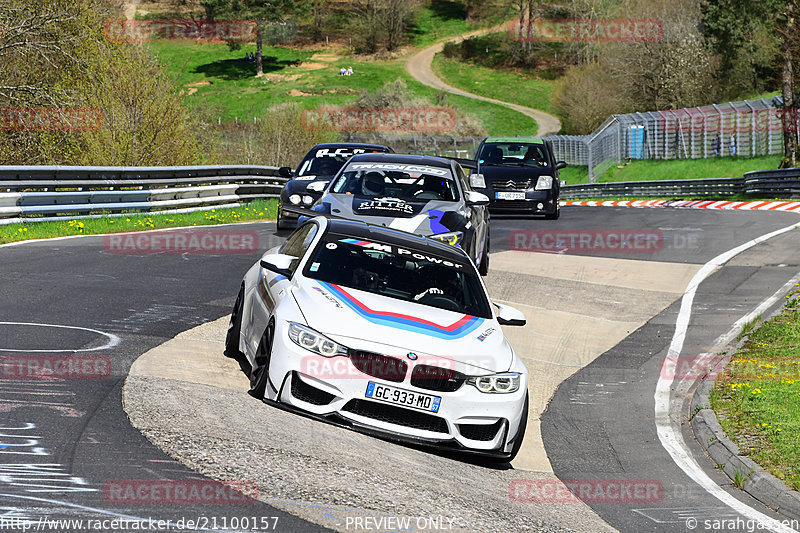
[506,392,529,462]
[544,203,560,220]
[248,321,274,400]
[224,285,245,359]
[478,233,490,276]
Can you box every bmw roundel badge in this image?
[407,352,418,361]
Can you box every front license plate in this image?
[365,382,441,413]
[495,191,526,200]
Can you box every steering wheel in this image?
[419,293,461,312]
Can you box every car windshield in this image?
[303,233,491,318]
[478,142,548,167]
[330,162,459,201]
[296,147,382,177]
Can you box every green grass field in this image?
[559,155,783,185]
[711,289,800,490]
[148,39,537,135]
[432,55,555,114]
[411,2,509,48]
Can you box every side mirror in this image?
[470,173,486,189]
[306,181,329,192]
[466,191,490,206]
[278,166,293,179]
[555,161,567,170]
[259,253,296,278]
[494,302,526,326]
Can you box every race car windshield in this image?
[330,164,459,202]
[478,142,548,167]
[296,154,348,177]
[303,234,491,318]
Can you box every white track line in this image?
[655,221,800,533]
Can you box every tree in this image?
[780,0,799,167]
[703,0,799,166]
[202,0,299,76]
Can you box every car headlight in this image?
[535,176,553,190]
[430,231,463,247]
[302,195,314,205]
[289,194,302,205]
[288,322,348,357]
[467,372,521,393]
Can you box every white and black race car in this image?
[308,153,492,275]
[277,143,392,229]
[225,217,529,461]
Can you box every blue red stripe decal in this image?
[319,281,483,339]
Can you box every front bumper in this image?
[487,189,558,214]
[265,322,528,457]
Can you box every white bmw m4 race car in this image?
[225,216,529,460]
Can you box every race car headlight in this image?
[534,176,553,190]
[467,372,521,393]
[302,195,314,205]
[289,194,302,205]
[288,322,348,357]
[430,231,463,247]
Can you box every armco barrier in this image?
[0,165,286,223]
[562,168,800,199]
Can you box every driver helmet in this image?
[361,172,385,196]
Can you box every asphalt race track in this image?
[2,206,800,533]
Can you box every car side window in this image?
[279,223,318,273]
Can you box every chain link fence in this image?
[346,96,797,183]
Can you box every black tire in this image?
[506,393,529,462]
[248,321,274,400]
[224,286,245,359]
[544,203,560,220]
[478,233,490,276]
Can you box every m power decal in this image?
[319,282,483,339]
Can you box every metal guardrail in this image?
[562,168,800,199]
[0,165,287,223]
[2,165,799,222]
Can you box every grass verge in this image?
[560,155,784,185]
[710,287,800,490]
[0,199,278,245]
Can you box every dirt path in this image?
[406,24,562,136]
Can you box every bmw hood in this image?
[291,281,512,373]
[319,193,459,235]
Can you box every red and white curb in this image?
[564,199,800,212]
